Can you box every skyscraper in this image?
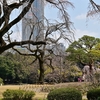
[22,0,44,41]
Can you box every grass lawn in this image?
[0,82,89,100]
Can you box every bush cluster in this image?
[87,88,100,100]
[47,87,82,100]
[2,89,35,100]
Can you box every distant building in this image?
[22,0,44,41]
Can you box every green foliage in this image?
[66,35,100,68]
[67,65,82,77]
[87,88,100,100]
[0,53,34,84]
[47,88,82,100]
[2,89,35,100]
[0,56,16,81]
[0,56,25,84]
[3,52,37,84]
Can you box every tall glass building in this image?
[22,0,44,41]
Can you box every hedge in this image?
[47,87,82,100]
[87,88,100,100]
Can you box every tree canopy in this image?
[66,35,100,68]
[0,52,37,84]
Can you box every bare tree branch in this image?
[87,0,100,16]
[0,0,35,37]
[0,40,46,54]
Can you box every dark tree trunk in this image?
[38,59,44,84]
[38,51,44,84]
[0,38,6,46]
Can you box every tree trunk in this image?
[0,38,6,46]
[38,58,44,84]
[89,64,94,82]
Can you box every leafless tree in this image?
[0,0,74,50]
[7,0,74,84]
[0,0,69,54]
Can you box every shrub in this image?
[87,88,100,100]
[2,89,35,100]
[47,87,82,100]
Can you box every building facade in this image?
[22,0,44,41]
